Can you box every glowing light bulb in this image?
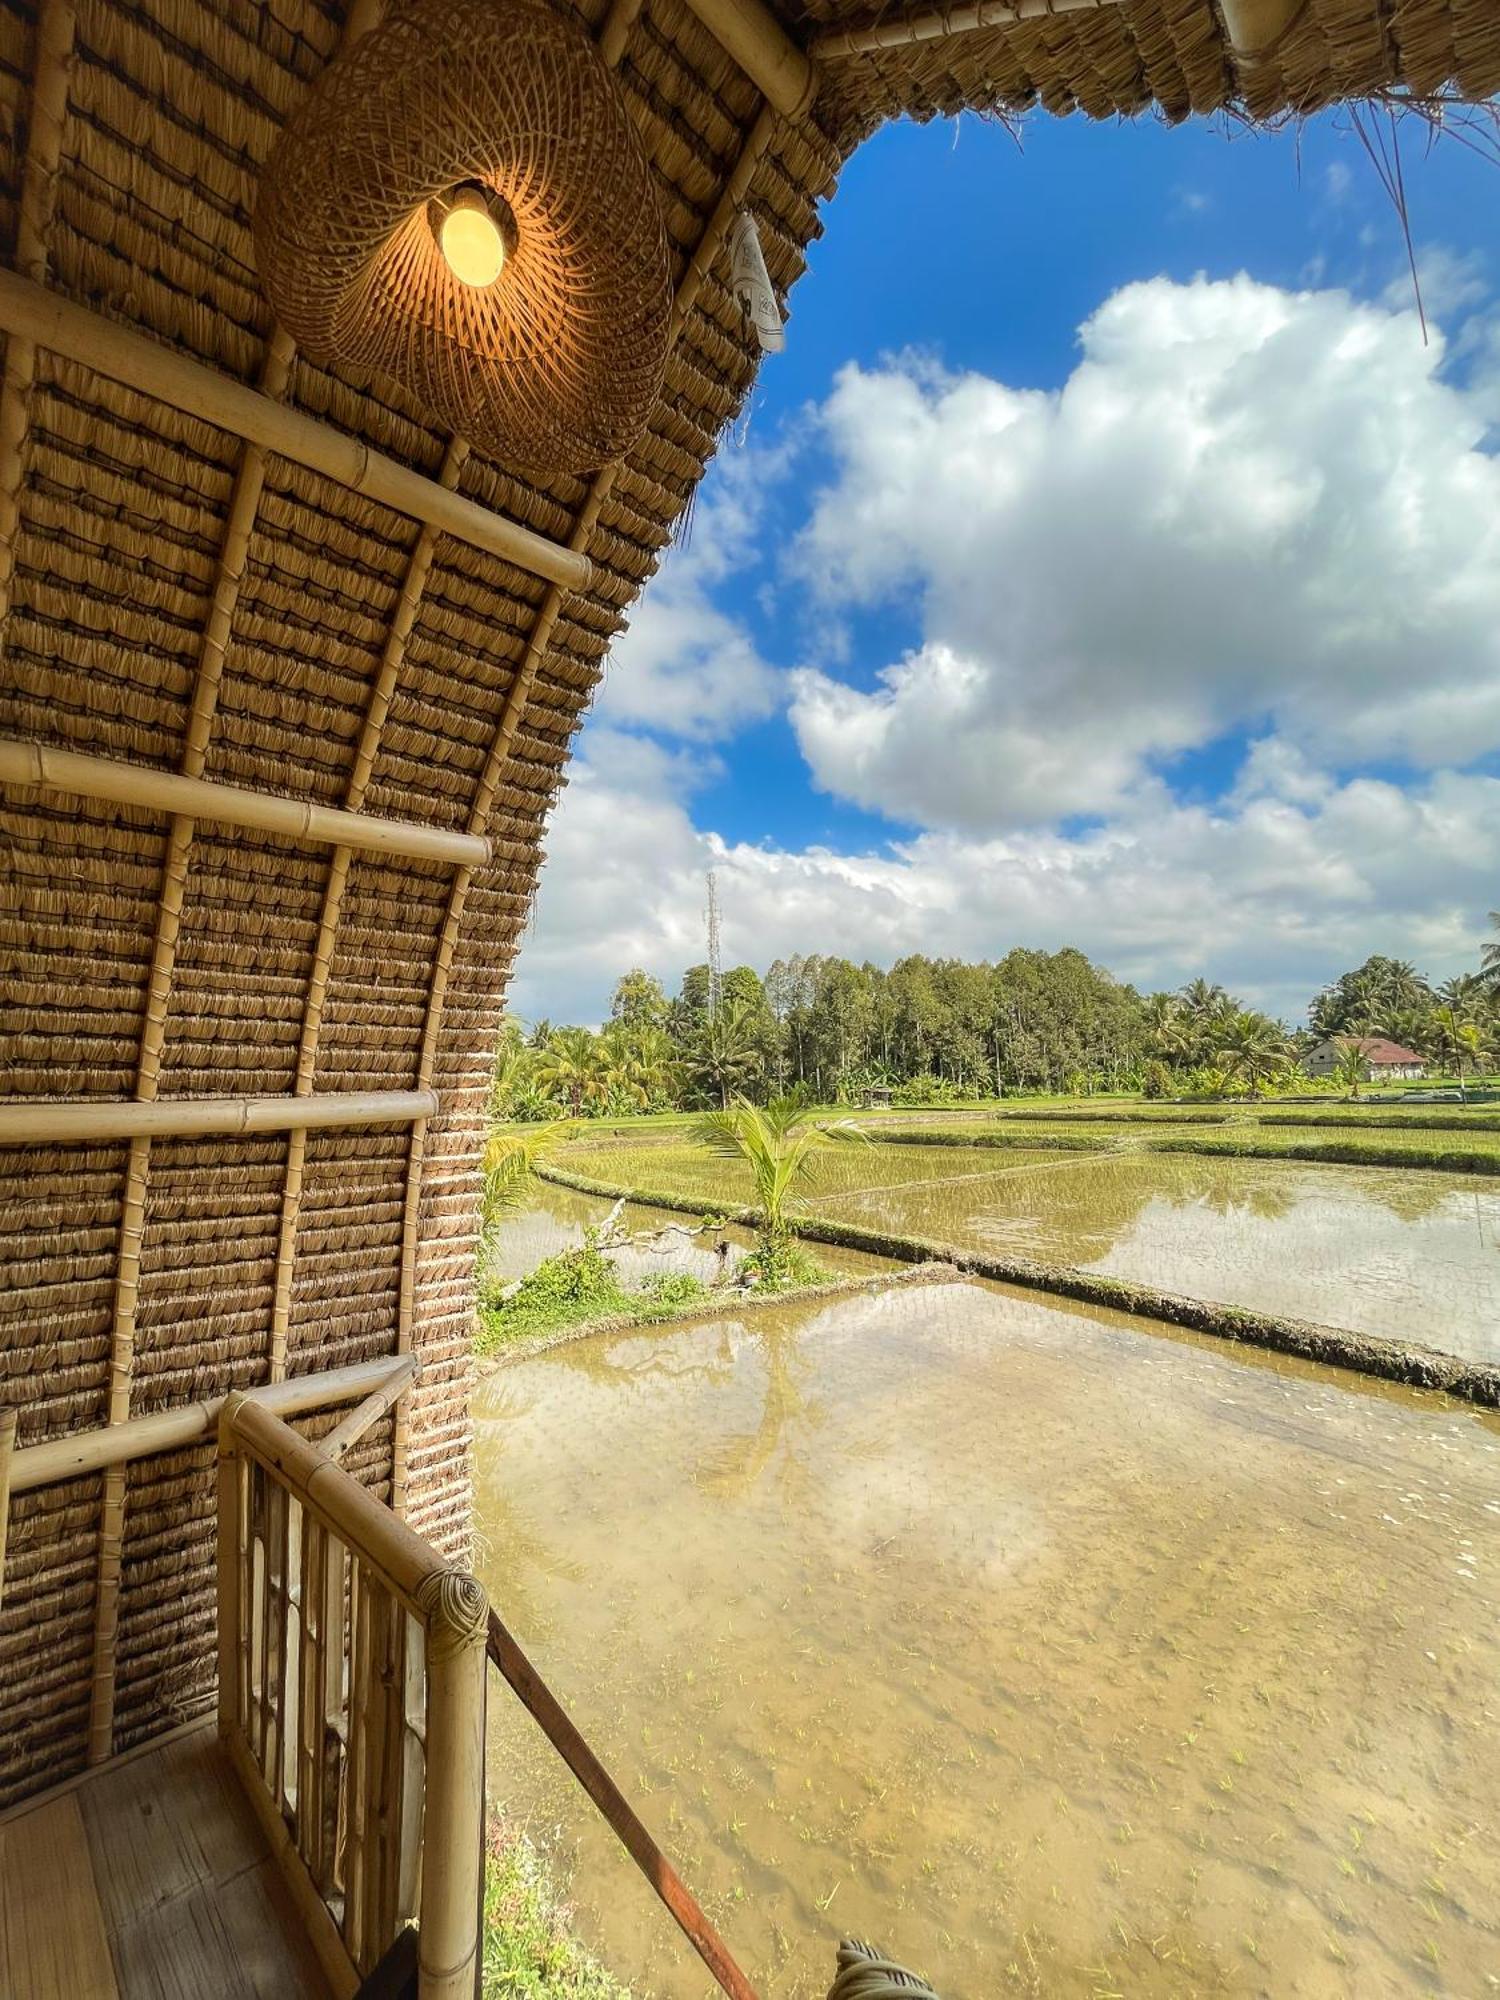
[438,195,506,287]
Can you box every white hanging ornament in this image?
[729,210,785,354]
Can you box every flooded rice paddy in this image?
[475,1281,1500,1997]
[557,1137,1500,1360]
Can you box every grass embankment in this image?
[536,1160,1500,1407]
[863,1114,1500,1175]
[483,1819,629,1999]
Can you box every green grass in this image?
[476,1238,714,1353]
[482,1820,629,1999]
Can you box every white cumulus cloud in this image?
[787,274,1500,831]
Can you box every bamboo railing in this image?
[217,1394,488,2000]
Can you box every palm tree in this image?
[1329,1038,1370,1100]
[1427,1006,1488,1103]
[531,1026,609,1115]
[694,1094,865,1281]
[600,1021,679,1109]
[689,997,764,1108]
[1476,913,1500,989]
[1215,1011,1291,1098]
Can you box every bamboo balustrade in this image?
[217,1394,487,2000]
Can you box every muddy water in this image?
[483,1184,888,1287]
[811,1153,1500,1360]
[474,1282,1500,1997]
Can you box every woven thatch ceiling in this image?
[0,0,1494,1806]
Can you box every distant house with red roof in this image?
[1304,1035,1426,1082]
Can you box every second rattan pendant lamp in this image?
[255,0,673,480]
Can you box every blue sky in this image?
[510,104,1500,1027]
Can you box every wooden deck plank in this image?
[78,1726,263,1929]
[0,1795,120,1999]
[106,1858,330,2000]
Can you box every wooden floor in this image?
[0,1722,331,1999]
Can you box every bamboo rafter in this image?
[0,273,592,593]
[0,741,492,865]
[811,0,1122,56]
[1,1088,437,1147]
[0,0,76,639]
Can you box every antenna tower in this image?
[705,870,722,1022]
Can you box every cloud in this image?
[509,732,1500,1027]
[1382,242,1489,321]
[786,275,1500,832]
[590,443,785,741]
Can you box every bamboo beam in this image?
[2,1086,437,1148]
[677,0,817,114]
[415,1574,488,2000]
[812,0,1121,58]
[11,1355,415,1495]
[0,0,76,637]
[318,1357,419,1463]
[0,270,592,592]
[0,739,491,865]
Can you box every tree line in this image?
[491,923,1500,1120]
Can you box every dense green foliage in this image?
[482,1820,628,1999]
[476,1235,714,1351]
[493,936,1500,1119]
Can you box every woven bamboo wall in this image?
[1,0,1493,1809]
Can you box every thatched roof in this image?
[0,0,1493,1806]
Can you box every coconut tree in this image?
[1215,1011,1292,1098]
[600,1020,679,1109]
[694,1094,865,1283]
[1481,912,1500,990]
[1329,1038,1370,1100]
[688,997,764,1108]
[1427,1006,1488,1103]
[531,1026,609,1115]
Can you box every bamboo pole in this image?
[415,1572,489,2000]
[11,1354,414,1494]
[677,0,817,114]
[0,740,491,864]
[318,1357,419,1463]
[0,270,593,592]
[0,1409,16,1619]
[0,0,76,637]
[2,1085,437,1148]
[216,1440,243,1739]
[811,0,1122,57]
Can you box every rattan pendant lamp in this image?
[255,0,673,480]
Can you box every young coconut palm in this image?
[694,1092,865,1285]
[1329,1038,1371,1101]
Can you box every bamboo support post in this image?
[11,1354,415,1494]
[0,740,491,864]
[415,1573,489,2000]
[811,0,1121,57]
[677,0,817,113]
[0,270,592,592]
[318,1357,419,1463]
[1,1086,437,1148]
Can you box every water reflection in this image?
[474,1284,1500,1997]
[817,1154,1500,1359]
